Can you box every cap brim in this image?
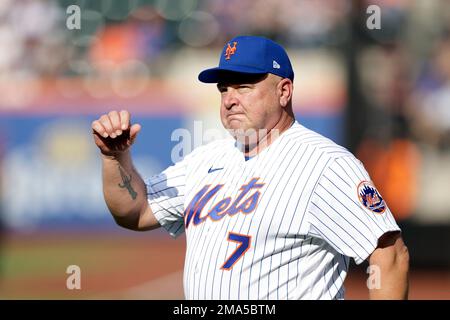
[198,66,267,83]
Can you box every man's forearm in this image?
[369,264,409,299]
[102,151,148,227]
[368,233,410,300]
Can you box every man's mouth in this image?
[227,113,245,118]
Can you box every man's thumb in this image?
[130,123,141,140]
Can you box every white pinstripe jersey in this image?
[146,121,400,300]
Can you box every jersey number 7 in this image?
[221,232,251,270]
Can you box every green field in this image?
[0,231,186,299]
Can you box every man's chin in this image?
[225,124,244,135]
[227,128,260,145]
[226,126,250,138]
[226,119,245,129]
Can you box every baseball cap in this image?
[198,35,294,83]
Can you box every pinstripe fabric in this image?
[146,121,400,300]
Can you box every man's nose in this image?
[222,89,239,110]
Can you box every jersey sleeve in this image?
[305,155,401,264]
[146,157,188,239]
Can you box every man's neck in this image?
[243,114,295,158]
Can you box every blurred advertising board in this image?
[0,114,183,231]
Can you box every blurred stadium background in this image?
[0,0,449,299]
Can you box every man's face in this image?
[217,73,283,139]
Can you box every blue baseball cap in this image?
[198,35,294,83]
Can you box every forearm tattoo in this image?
[117,165,138,200]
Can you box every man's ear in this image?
[278,78,293,107]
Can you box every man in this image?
[92,35,409,299]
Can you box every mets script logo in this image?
[357,181,386,214]
[225,41,237,60]
[185,177,264,228]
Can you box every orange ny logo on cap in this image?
[225,42,237,60]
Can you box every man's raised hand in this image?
[92,110,141,156]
